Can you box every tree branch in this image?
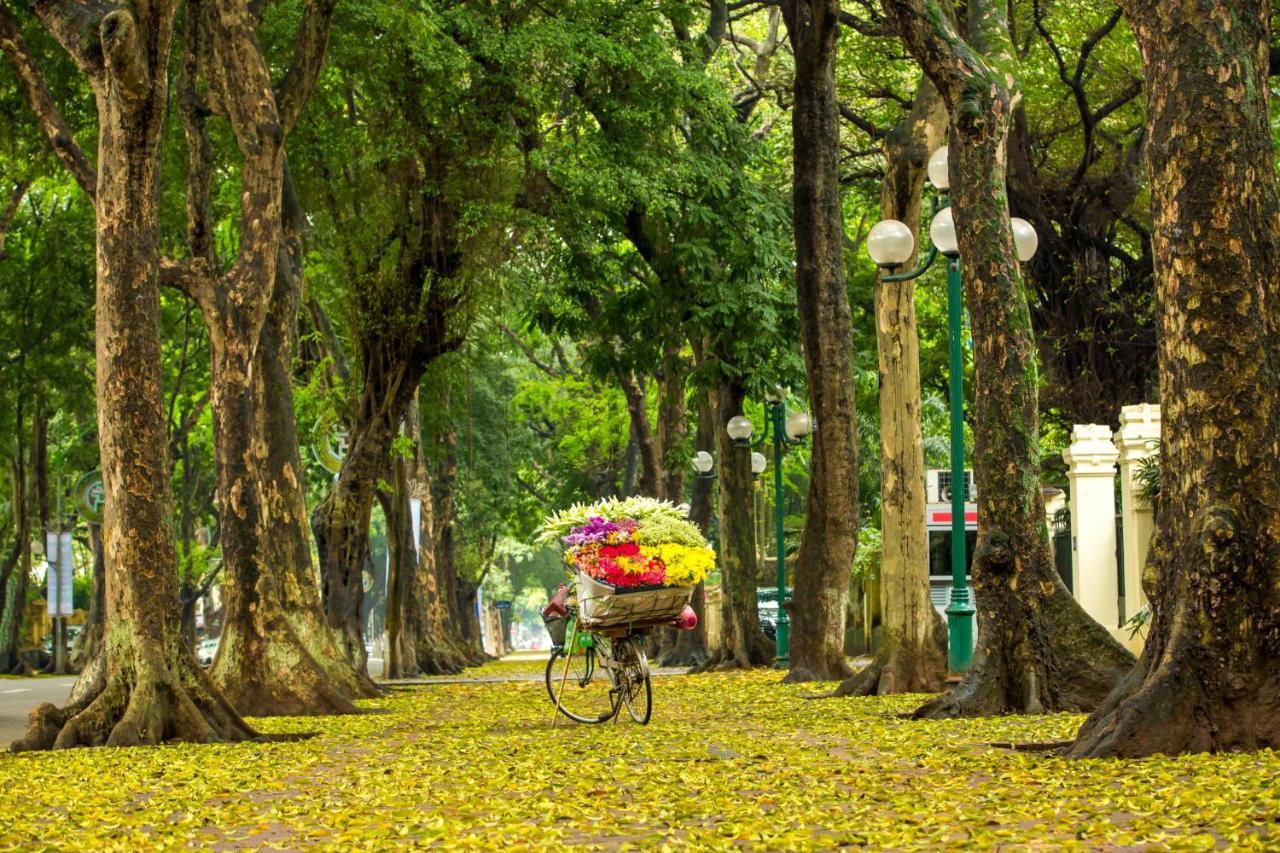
[0,2,97,198]
[159,256,216,313]
[274,0,338,133]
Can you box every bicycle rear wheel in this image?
[545,645,621,724]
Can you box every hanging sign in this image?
[74,470,106,524]
[316,418,350,474]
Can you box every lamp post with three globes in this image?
[864,145,1038,674]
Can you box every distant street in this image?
[0,678,76,745]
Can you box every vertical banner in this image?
[45,532,74,616]
[410,498,422,554]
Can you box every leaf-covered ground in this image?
[1,666,1277,850]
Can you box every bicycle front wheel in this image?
[545,645,621,724]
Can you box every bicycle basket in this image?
[574,571,692,630]
[542,612,567,647]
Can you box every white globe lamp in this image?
[726,415,754,443]
[929,206,959,257]
[1011,217,1039,262]
[927,146,950,191]
[866,220,915,268]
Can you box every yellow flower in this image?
[640,544,715,587]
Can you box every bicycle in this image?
[545,604,652,726]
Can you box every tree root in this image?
[212,616,367,716]
[11,648,257,752]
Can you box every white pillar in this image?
[1062,425,1120,629]
[1115,403,1161,623]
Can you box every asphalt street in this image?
[0,677,76,745]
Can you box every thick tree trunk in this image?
[779,0,857,683]
[694,379,773,671]
[14,0,254,749]
[838,78,949,698]
[884,0,1134,719]
[210,254,373,713]
[1070,3,1280,757]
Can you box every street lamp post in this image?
[727,392,812,668]
[866,145,1038,675]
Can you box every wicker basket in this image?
[574,572,692,630]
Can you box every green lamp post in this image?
[727,391,813,669]
[865,144,1039,674]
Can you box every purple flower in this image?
[562,516,620,547]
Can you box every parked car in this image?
[198,636,220,668]
[757,587,780,641]
[40,625,83,656]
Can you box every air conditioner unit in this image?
[927,469,975,503]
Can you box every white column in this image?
[1115,403,1161,623]
[1062,425,1120,629]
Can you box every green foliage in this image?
[1135,441,1161,508]
[536,496,693,544]
[853,526,883,581]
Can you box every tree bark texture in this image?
[167,0,364,716]
[779,0,858,683]
[1070,2,1280,757]
[14,0,255,750]
[694,379,774,671]
[837,77,949,698]
[884,0,1134,718]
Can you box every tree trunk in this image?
[884,0,1135,719]
[14,0,254,749]
[380,440,425,680]
[429,419,479,667]
[837,77,949,698]
[209,162,373,715]
[779,0,858,683]
[211,283,373,712]
[1069,2,1280,757]
[618,370,661,497]
[694,378,774,671]
[0,439,28,675]
[412,410,467,675]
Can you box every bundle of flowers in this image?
[538,498,715,590]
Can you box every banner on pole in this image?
[45,532,74,616]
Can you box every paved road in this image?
[0,678,76,745]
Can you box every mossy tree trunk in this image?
[1070,1,1280,758]
[779,0,858,683]
[837,77,949,697]
[165,0,366,717]
[883,0,1134,718]
[313,154,465,677]
[13,0,255,750]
